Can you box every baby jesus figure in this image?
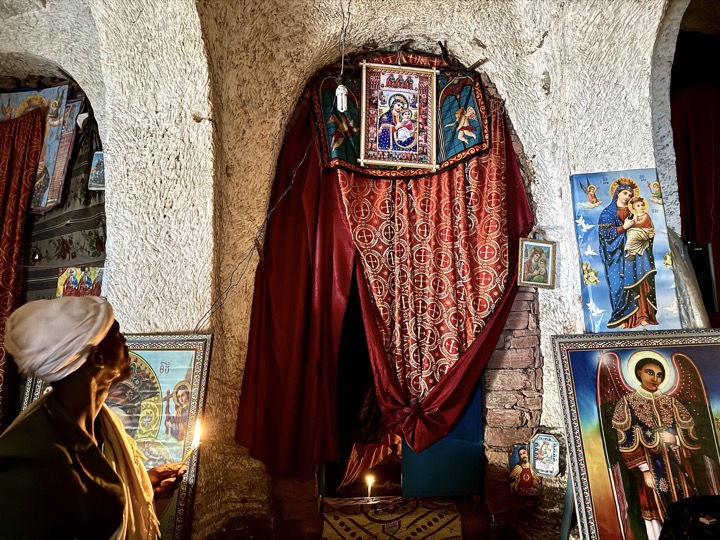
[624,197,655,261]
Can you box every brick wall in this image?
[483,286,543,513]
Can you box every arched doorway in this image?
[669,0,720,327]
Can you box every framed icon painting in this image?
[553,330,720,540]
[518,237,557,289]
[358,61,437,170]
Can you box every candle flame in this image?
[366,474,375,487]
[191,419,202,449]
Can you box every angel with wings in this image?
[578,178,602,209]
[327,113,358,152]
[444,106,477,144]
[597,350,720,540]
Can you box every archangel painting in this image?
[554,331,720,540]
[570,169,681,333]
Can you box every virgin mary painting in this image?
[377,94,416,152]
[597,349,720,540]
[597,178,658,329]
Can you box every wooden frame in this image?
[23,333,212,540]
[518,237,557,289]
[553,330,720,540]
[358,61,437,170]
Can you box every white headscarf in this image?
[3,296,115,382]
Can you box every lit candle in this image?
[366,474,375,498]
[181,419,202,465]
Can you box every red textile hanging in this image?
[0,108,44,433]
[235,103,357,480]
[348,102,532,452]
[235,93,532,480]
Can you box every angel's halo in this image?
[624,350,675,392]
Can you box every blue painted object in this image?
[402,384,484,497]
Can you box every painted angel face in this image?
[637,363,664,392]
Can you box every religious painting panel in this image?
[0,85,70,211]
[44,97,84,209]
[23,333,212,540]
[436,70,488,163]
[553,330,720,540]
[359,61,437,170]
[518,237,556,289]
[316,71,362,164]
[529,433,561,478]
[570,168,681,332]
[508,443,542,496]
[56,266,103,297]
[88,151,105,190]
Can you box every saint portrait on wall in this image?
[570,168,681,333]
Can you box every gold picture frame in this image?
[518,237,557,289]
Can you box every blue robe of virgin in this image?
[377,109,415,152]
[598,185,657,328]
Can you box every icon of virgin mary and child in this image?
[377,94,417,152]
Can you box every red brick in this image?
[506,335,539,349]
[504,311,529,330]
[534,369,543,391]
[518,394,543,410]
[485,408,524,427]
[510,300,531,312]
[484,391,519,409]
[487,348,534,369]
[484,426,534,448]
[484,369,532,391]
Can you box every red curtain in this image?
[346,102,532,451]
[0,108,44,432]
[672,85,720,328]
[235,95,532,480]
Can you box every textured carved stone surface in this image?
[0,1,686,538]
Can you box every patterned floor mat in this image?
[322,497,462,539]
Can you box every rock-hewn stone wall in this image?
[0,0,692,537]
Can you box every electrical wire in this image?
[193,134,317,333]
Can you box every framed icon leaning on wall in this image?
[23,333,212,540]
[553,330,720,540]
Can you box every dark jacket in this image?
[0,393,126,539]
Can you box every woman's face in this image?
[617,189,633,205]
[532,252,541,262]
[392,101,403,112]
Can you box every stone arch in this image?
[651,0,692,233]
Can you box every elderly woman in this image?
[0,297,185,539]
